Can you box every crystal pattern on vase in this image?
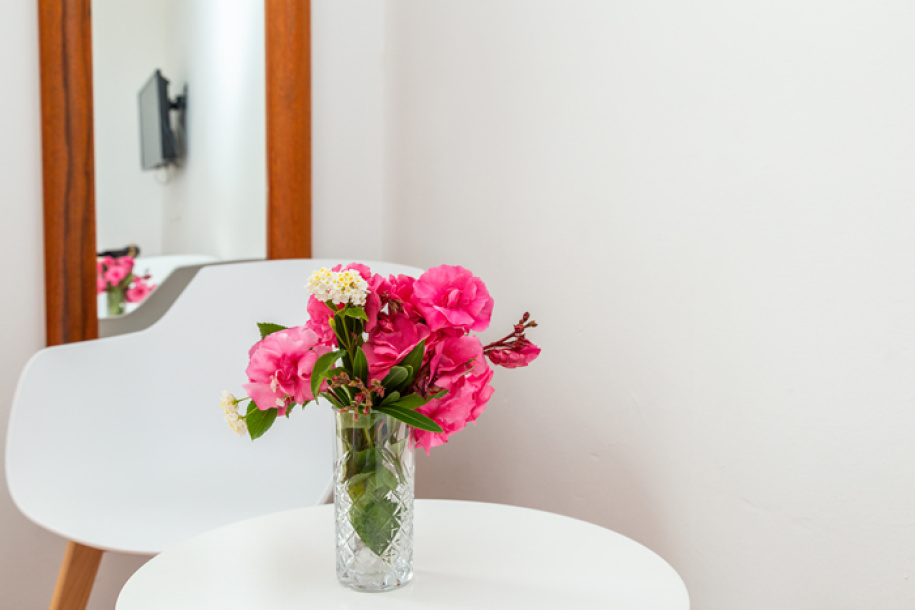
[334,411,414,591]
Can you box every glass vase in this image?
[334,410,414,592]
[106,288,126,316]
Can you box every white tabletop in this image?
[117,500,689,609]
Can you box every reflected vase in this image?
[106,288,126,316]
[334,410,414,592]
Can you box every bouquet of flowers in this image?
[96,256,156,316]
[221,262,539,589]
[223,262,540,449]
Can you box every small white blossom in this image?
[220,390,238,414]
[305,267,368,307]
[225,411,247,436]
[221,391,248,436]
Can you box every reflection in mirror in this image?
[92,0,266,323]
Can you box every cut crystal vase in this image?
[334,410,414,591]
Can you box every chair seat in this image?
[5,259,425,554]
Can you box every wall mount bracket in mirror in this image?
[38,0,311,348]
[138,69,186,171]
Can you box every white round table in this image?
[117,500,689,609]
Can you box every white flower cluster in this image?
[221,391,247,436]
[306,267,369,306]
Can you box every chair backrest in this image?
[6,259,424,554]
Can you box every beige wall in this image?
[385,2,915,608]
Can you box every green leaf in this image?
[332,385,354,406]
[285,400,311,417]
[379,391,401,406]
[310,349,343,398]
[375,404,443,433]
[384,393,430,410]
[245,402,278,440]
[350,497,399,556]
[342,306,368,321]
[381,366,408,391]
[346,467,398,500]
[256,322,288,340]
[353,346,369,384]
[320,392,346,410]
[397,340,425,385]
[332,313,349,350]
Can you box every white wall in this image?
[386,1,915,608]
[0,3,65,608]
[162,0,266,260]
[94,0,266,262]
[93,0,174,255]
[311,0,386,261]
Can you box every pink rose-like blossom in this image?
[243,326,331,416]
[486,340,541,369]
[104,256,133,287]
[96,261,107,293]
[383,274,421,320]
[363,312,431,380]
[304,296,338,346]
[412,265,494,332]
[414,366,494,453]
[126,277,156,303]
[427,334,485,389]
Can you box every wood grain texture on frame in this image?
[38,0,98,346]
[266,0,312,259]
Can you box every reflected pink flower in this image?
[126,278,156,303]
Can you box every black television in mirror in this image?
[138,69,184,170]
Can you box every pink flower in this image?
[382,274,422,320]
[363,312,431,380]
[104,266,128,287]
[304,296,338,346]
[486,340,541,369]
[414,366,494,453]
[242,326,332,416]
[427,334,485,389]
[103,257,133,288]
[126,278,156,303]
[412,265,494,332]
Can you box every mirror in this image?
[38,0,313,346]
[92,0,267,320]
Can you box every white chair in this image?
[6,258,424,609]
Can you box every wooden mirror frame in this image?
[38,0,312,348]
[36,1,311,606]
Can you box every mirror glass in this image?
[92,0,266,318]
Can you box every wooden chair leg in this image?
[49,541,103,610]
